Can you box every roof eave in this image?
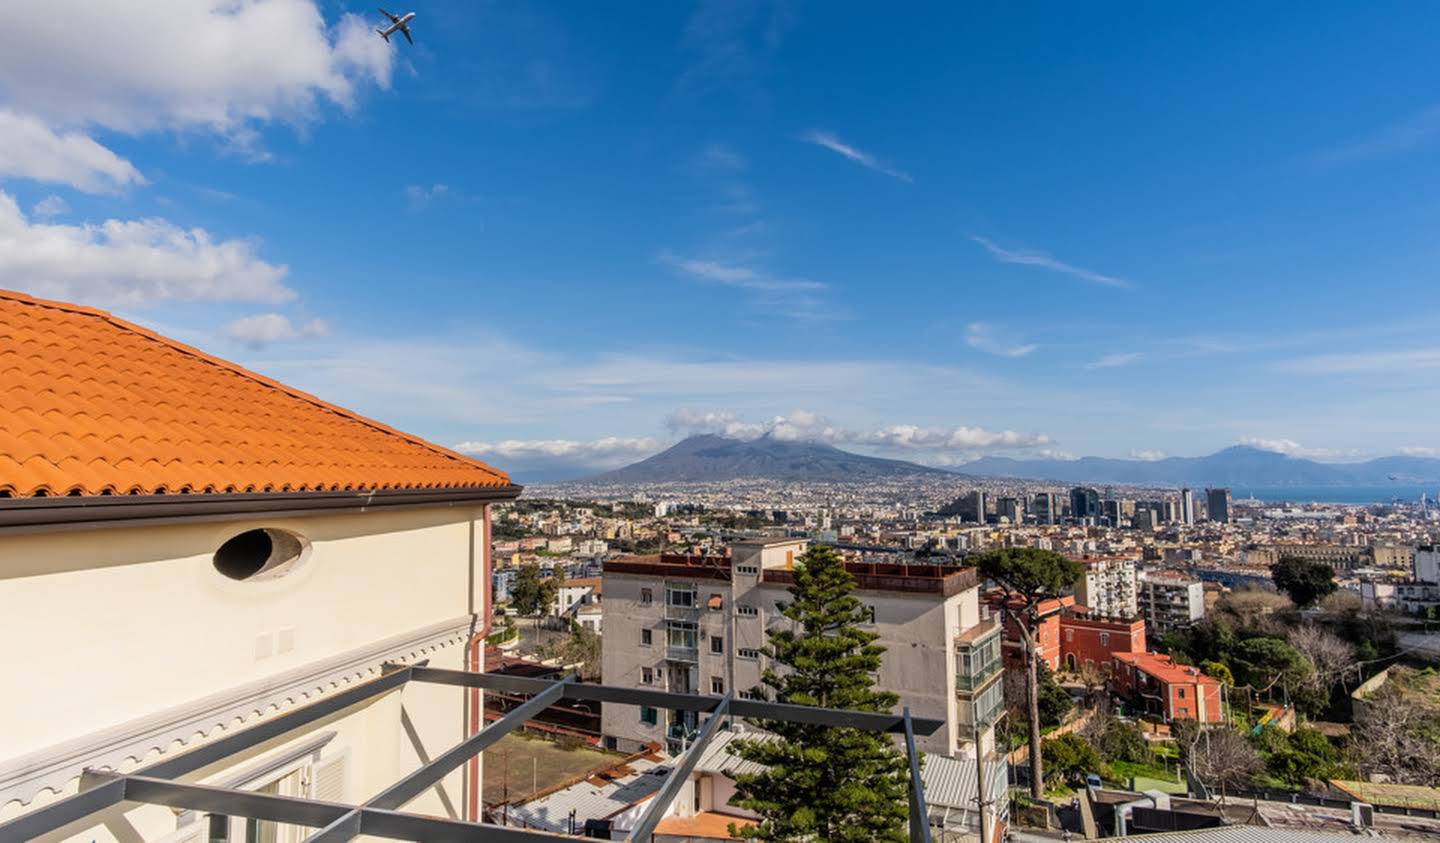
[0,485,524,536]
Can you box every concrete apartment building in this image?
[0,291,520,841]
[601,539,1003,759]
[1138,570,1206,638]
[1073,555,1139,619]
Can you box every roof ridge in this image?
[0,288,506,484]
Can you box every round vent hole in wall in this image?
[213,528,310,581]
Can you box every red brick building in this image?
[1110,652,1225,723]
[1059,613,1146,673]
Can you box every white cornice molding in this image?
[0,614,477,809]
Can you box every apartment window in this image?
[641,588,653,605]
[735,564,759,575]
[667,586,697,607]
[739,689,763,700]
[738,647,761,660]
[641,628,652,646]
[710,636,724,654]
[1178,687,1186,699]
[640,706,657,726]
[1099,632,1110,647]
[737,604,758,617]
[1065,629,1073,642]
[711,677,725,694]
[642,667,654,684]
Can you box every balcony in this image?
[955,620,1002,692]
[665,644,699,663]
[664,602,704,621]
[958,677,1005,730]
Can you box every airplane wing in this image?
[401,25,413,45]
[379,7,400,22]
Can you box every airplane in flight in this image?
[376,8,416,45]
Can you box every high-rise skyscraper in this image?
[1206,488,1232,524]
[1035,492,1057,525]
[1180,488,1195,526]
[1070,487,1100,522]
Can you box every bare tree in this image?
[1175,722,1261,801]
[1216,588,1293,632]
[1287,623,1357,694]
[1352,683,1440,786]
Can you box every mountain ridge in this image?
[577,434,954,484]
[961,445,1440,487]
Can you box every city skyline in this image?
[5,2,1440,476]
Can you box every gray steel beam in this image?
[123,776,351,828]
[365,676,574,811]
[410,666,941,735]
[0,775,126,843]
[301,810,363,843]
[904,708,933,843]
[626,694,733,843]
[139,665,412,781]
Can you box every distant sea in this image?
[1233,485,1437,504]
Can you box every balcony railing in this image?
[666,644,700,662]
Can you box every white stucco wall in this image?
[0,504,491,841]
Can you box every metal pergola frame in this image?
[2,663,942,843]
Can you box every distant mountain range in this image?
[961,446,1440,488]
[579,434,952,484]
[563,438,1440,489]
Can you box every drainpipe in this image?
[464,505,494,821]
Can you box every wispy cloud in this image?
[801,130,912,182]
[1314,104,1440,165]
[971,235,1133,289]
[658,251,838,320]
[454,436,662,466]
[965,322,1037,357]
[1275,348,1440,374]
[405,183,449,210]
[1399,446,1440,458]
[1085,352,1143,370]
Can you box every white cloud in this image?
[0,110,145,194]
[666,407,1051,454]
[1085,352,1143,369]
[453,436,662,465]
[801,130,912,182]
[965,322,1037,357]
[0,191,293,307]
[1399,446,1440,458]
[0,1,391,138]
[1238,437,1368,461]
[1276,348,1440,374]
[971,235,1133,289]
[406,183,450,209]
[225,313,329,348]
[31,195,71,219]
[1129,449,1167,461]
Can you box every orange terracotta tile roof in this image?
[0,289,511,498]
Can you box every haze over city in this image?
[5,2,1440,480]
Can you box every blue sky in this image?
[4,1,1440,480]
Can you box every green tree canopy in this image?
[1232,637,1312,697]
[511,562,560,617]
[1270,557,1338,608]
[1043,733,1105,787]
[974,547,1085,601]
[729,546,910,842]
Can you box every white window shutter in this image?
[311,752,348,804]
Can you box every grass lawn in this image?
[481,731,619,807]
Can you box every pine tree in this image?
[729,545,911,842]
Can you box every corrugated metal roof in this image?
[1106,826,1400,843]
[504,756,667,833]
